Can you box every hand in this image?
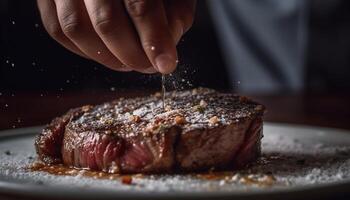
[37,0,196,74]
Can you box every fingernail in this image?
[155,54,175,74]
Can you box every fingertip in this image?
[155,53,177,74]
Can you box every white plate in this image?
[0,123,349,200]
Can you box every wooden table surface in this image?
[1,90,350,131]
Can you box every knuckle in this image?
[94,17,116,36]
[124,0,148,18]
[59,12,84,38]
[45,23,64,39]
[90,7,117,35]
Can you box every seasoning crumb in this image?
[199,99,208,107]
[174,115,186,125]
[193,105,205,113]
[4,150,11,155]
[192,88,198,95]
[209,116,219,125]
[254,105,264,112]
[239,96,249,103]
[129,115,141,123]
[165,105,172,112]
[154,92,162,98]
[81,105,91,112]
[121,175,133,185]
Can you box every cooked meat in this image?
[35,88,265,174]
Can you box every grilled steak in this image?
[35,88,265,174]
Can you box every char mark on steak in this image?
[35,88,265,173]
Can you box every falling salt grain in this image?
[150,46,155,51]
[219,180,226,186]
[11,63,15,67]
[231,174,241,181]
[34,23,39,28]
[97,51,101,55]
[110,87,116,92]
[11,21,15,25]
[66,80,70,83]
[5,104,8,107]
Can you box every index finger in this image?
[124,0,177,74]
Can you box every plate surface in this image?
[0,123,350,200]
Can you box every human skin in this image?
[37,0,196,74]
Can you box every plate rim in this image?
[0,123,349,199]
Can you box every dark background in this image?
[0,1,230,94]
[1,1,350,93]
